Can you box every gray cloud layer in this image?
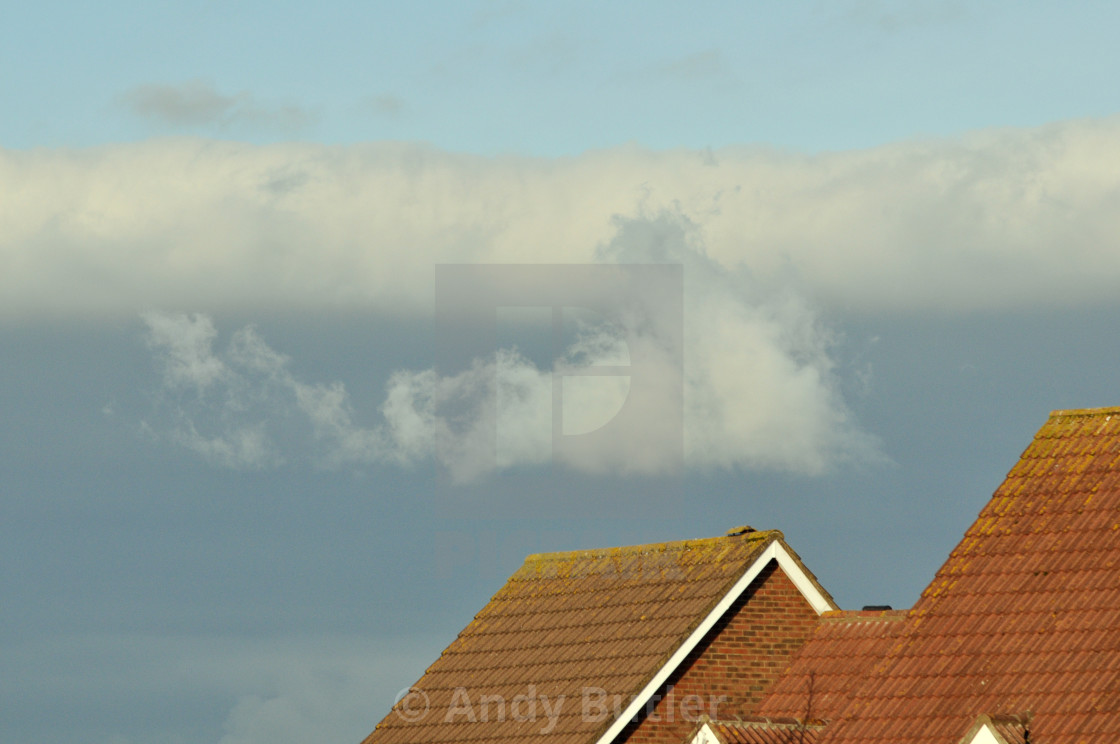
[119,80,314,132]
[3,632,440,744]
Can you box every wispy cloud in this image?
[119,79,313,132]
[143,311,228,389]
[142,313,283,469]
[363,93,406,118]
[141,311,588,479]
[141,212,875,479]
[122,80,236,126]
[822,0,967,33]
[140,310,541,478]
[3,632,441,744]
[656,49,731,81]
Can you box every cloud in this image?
[363,93,406,118]
[119,80,313,132]
[2,632,441,744]
[12,117,1120,477]
[656,49,731,81]
[141,311,582,479]
[140,212,875,478]
[5,117,1120,317]
[602,213,876,473]
[143,311,228,389]
[822,0,967,33]
[142,312,281,469]
[121,80,238,126]
[211,634,446,744]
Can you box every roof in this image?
[984,715,1030,744]
[811,406,1120,744]
[364,529,835,744]
[755,609,907,722]
[691,717,825,744]
[958,714,1031,744]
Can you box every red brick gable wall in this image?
[618,561,819,744]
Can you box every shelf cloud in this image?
[5,117,1120,317]
[12,116,1119,477]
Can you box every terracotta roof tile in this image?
[704,717,826,744]
[813,407,1120,744]
[756,610,907,723]
[363,530,783,744]
[957,713,1030,744]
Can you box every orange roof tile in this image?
[812,407,1120,744]
[701,717,826,744]
[363,530,790,744]
[985,714,1030,744]
[755,610,907,723]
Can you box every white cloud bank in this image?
[14,117,1120,476]
[5,117,1120,316]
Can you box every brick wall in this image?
[618,560,820,744]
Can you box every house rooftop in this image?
[766,406,1120,744]
[362,405,1120,744]
[365,528,835,744]
[692,716,827,744]
[756,609,908,724]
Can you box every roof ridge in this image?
[820,609,909,622]
[1048,405,1120,417]
[801,407,1120,744]
[713,716,827,730]
[520,530,783,564]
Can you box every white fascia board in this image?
[593,539,838,744]
[689,722,721,744]
[966,724,1005,744]
[770,541,837,615]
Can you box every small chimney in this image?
[726,525,756,536]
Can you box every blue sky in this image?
[4,2,1120,743]
[7,1,1120,153]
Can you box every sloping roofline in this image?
[592,535,838,744]
[784,405,1119,743]
[958,714,1031,744]
[1048,404,1120,416]
[688,715,826,744]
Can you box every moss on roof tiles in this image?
[789,406,1120,744]
[364,528,789,744]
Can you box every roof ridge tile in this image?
[518,530,782,568]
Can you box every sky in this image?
[3,1,1120,742]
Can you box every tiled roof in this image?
[755,610,907,722]
[816,407,1120,744]
[985,714,1030,744]
[703,717,825,744]
[364,530,786,744]
[956,713,1030,744]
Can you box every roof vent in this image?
[726,525,756,536]
[862,604,892,611]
